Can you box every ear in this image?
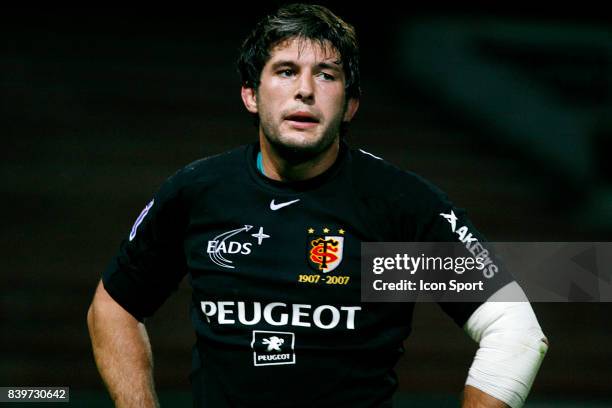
[241,86,258,114]
[343,97,360,122]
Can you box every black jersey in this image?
[103,141,511,407]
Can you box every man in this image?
[87,4,548,407]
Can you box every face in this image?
[242,37,359,160]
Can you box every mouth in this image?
[284,112,320,129]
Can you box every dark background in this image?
[2,3,611,407]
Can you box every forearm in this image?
[462,385,509,408]
[87,282,159,408]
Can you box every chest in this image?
[182,185,379,304]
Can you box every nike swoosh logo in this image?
[270,199,300,211]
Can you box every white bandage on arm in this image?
[464,282,549,408]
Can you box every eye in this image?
[278,69,295,77]
[318,72,336,81]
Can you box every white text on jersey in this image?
[201,301,361,330]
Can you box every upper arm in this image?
[101,171,190,322]
[88,279,139,326]
[412,183,514,327]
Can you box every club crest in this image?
[306,227,345,273]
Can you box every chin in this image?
[280,134,322,149]
[269,134,330,163]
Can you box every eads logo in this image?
[207,225,270,269]
[306,227,345,273]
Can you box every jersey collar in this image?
[245,139,350,193]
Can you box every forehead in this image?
[267,37,341,65]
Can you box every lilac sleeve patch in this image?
[129,199,155,241]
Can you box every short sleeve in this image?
[102,171,189,322]
[416,186,514,327]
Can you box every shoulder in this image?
[165,145,248,188]
[177,145,248,182]
[152,144,249,204]
[348,146,449,210]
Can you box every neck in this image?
[259,134,340,182]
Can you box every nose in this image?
[295,74,315,103]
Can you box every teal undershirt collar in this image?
[256,151,264,175]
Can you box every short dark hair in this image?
[237,3,361,100]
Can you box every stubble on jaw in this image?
[256,86,348,165]
[259,112,344,165]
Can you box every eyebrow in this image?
[270,60,343,72]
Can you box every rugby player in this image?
[87,4,548,407]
